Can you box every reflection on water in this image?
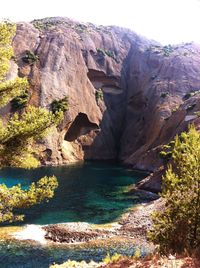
[0,161,148,225]
[0,162,153,267]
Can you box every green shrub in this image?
[161,92,169,98]
[194,111,200,117]
[151,74,157,80]
[51,97,69,113]
[149,126,200,254]
[186,104,196,111]
[183,90,200,100]
[22,50,39,65]
[162,45,174,57]
[103,253,122,264]
[159,150,172,161]
[95,89,104,103]
[96,48,118,62]
[105,50,115,58]
[11,91,29,110]
[171,105,179,114]
[96,48,106,56]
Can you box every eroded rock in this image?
[4,18,200,190]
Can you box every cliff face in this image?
[7,17,200,170]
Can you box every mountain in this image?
[4,17,200,189]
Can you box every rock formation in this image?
[3,17,200,178]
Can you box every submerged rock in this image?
[43,222,120,244]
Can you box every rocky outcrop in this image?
[4,17,200,174]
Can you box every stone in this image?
[3,17,200,191]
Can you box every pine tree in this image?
[0,22,28,107]
[0,21,61,223]
[149,125,200,254]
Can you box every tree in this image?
[0,176,58,223]
[0,21,61,223]
[149,125,200,254]
[0,22,28,107]
[0,21,63,169]
[0,106,62,168]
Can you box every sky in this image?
[1,0,200,45]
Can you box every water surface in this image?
[0,161,148,225]
[0,162,154,267]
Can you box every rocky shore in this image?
[42,197,162,247]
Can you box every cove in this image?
[0,162,154,267]
[0,161,150,225]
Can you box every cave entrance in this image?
[64,113,99,141]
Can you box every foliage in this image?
[160,92,170,98]
[0,21,16,81]
[0,77,28,108]
[103,253,122,264]
[134,248,141,259]
[171,105,179,114]
[194,111,200,117]
[51,97,69,114]
[147,44,174,57]
[151,74,157,80]
[0,22,60,224]
[149,125,200,254]
[186,104,196,111]
[162,45,174,57]
[183,90,200,100]
[22,50,39,65]
[96,48,118,62]
[105,50,115,59]
[11,90,29,110]
[0,21,28,107]
[0,176,58,223]
[159,141,175,161]
[95,89,104,103]
[0,22,63,168]
[0,106,63,168]
[96,48,106,56]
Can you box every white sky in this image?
[1,0,200,45]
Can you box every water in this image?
[0,161,149,225]
[0,162,153,267]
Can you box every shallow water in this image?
[0,161,148,225]
[0,162,153,267]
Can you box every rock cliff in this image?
[5,17,200,174]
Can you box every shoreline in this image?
[11,197,161,251]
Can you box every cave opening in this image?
[64,113,99,142]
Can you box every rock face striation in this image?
[5,17,200,175]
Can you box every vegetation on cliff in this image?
[0,21,63,169]
[0,22,28,107]
[0,21,60,223]
[149,125,200,254]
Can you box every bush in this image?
[95,89,103,103]
[22,50,39,65]
[96,48,118,62]
[183,90,200,100]
[171,105,179,114]
[149,125,200,254]
[186,104,196,111]
[161,92,169,98]
[96,48,106,56]
[194,111,200,117]
[51,97,69,113]
[103,253,122,264]
[105,50,115,58]
[162,45,174,57]
[11,91,29,110]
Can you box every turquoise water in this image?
[0,162,149,225]
[0,162,154,267]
